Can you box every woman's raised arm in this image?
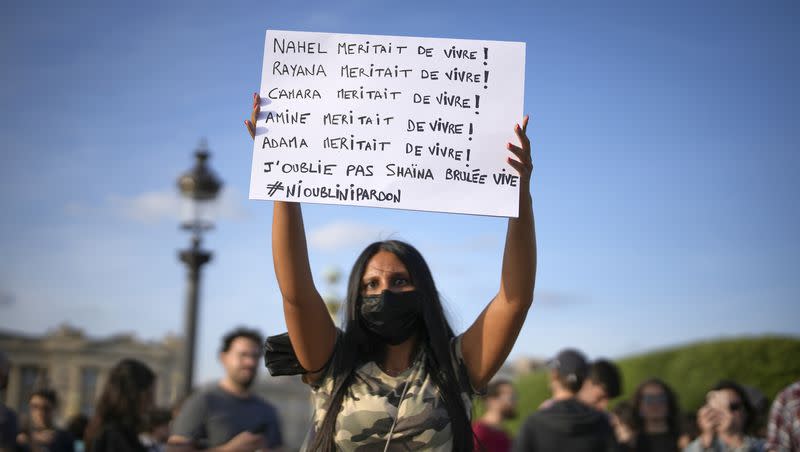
[461,116,537,390]
[247,93,336,376]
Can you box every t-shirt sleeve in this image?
[451,334,486,396]
[306,329,342,390]
[170,391,208,440]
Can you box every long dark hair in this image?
[85,359,155,452]
[632,378,681,436]
[311,240,474,451]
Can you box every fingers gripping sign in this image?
[245,92,261,140]
[505,115,532,186]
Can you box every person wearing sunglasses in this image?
[632,378,682,452]
[684,380,765,452]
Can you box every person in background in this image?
[139,408,171,452]
[579,359,623,412]
[632,378,681,452]
[474,379,518,452]
[16,389,74,452]
[678,413,699,450]
[766,379,800,452]
[684,380,764,452]
[65,414,89,452]
[514,348,618,452]
[85,359,156,452]
[743,386,770,439]
[0,352,17,452]
[611,401,638,450]
[168,328,283,452]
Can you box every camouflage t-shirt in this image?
[305,335,477,451]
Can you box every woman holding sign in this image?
[246,93,536,451]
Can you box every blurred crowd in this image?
[1,337,798,452]
[0,328,280,452]
[477,348,799,452]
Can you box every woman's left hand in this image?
[505,115,532,188]
[244,92,260,140]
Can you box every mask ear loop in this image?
[383,377,412,452]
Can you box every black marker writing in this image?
[406,118,465,134]
[285,181,401,203]
[323,111,394,126]
[272,61,327,77]
[337,41,407,55]
[346,165,374,176]
[445,166,487,184]
[340,64,413,78]
[386,163,435,180]
[435,91,472,109]
[492,168,519,186]
[337,87,401,100]
[268,88,322,100]
[443,46,477,59]
[275,160,337,175]
[262,136,309,149]
[444,67,483,83]
[273,38,328,54]
[264,110,311,124]
[323,136,391,151]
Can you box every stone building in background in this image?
[0,324,315,449]
[0,324,183,422]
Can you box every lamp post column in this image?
[179,237,211,397]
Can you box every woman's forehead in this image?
[362,251,409,277]
[720,388,741,401]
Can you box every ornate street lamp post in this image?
[177,140,222,397]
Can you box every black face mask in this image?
[359,290,423,345]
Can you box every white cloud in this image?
[308,220,391,252]
[75,187,250,224]
[108,190,181,223]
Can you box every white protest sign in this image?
[249,30,526,217]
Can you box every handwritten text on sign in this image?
[249,30,526,217]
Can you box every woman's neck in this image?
[380,336,418,376]
[719,431,744,447]
[644,419,669,434]
[480,410,504,428]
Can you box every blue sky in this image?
[1,1,798,383]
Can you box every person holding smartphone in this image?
[684,380,765,452]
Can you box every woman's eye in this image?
[394,278,408,286]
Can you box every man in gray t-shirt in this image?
[168,328,283,451]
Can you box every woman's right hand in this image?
[697,404,720,446]
[244,92,260,140]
